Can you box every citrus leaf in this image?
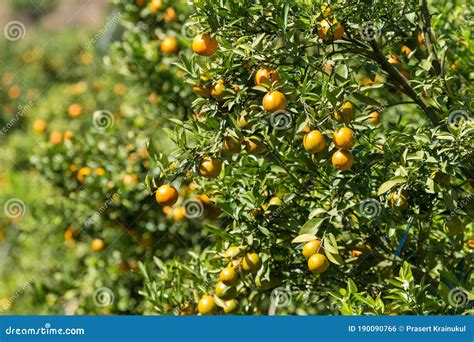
[299,217,325,235]
[291,234,317,243]
[377,177,407,195]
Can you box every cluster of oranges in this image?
[302,239,329,273]
[302,102,357,171]
[197,251,262,315]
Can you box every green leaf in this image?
[299,217,325,235]
[377,177,407,195]
[291,234,317,243]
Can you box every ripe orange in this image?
[123,174,138,185]
[318,19,344,41]
[222,135,241,153]
[223,299,238,313]
[192,34,218,57]
[199,157,222,178]
[417,33,424,46]
[155,184,179,206]
[7,85,21,99]
[333,127,355,150]
[163,7,176,21]
[161,36,178,54]
[401,45,412,56]
[197,295,216,315]
[262,91,287,112]
[149,0,162,13]
[162,206,171,215]
[172,206,186,222]
[388,54,400,65]
[303,130,326,153]
[244,136,266,154]
[211,80,226,101]
[332,150,354,171]
[63,130,74,142]
[334,101,355,124]
[220,267,238,286]
[254,68,280,86]
[242,253,261,273]
[95,167,106,176]
[215,281,237,299]
[68,103,82,118]
[49,131,63,145]
[308,253,329,273]
[77,167,92,183]
[193,85,211,98]
[33,119,47,133]
[91,238,105,252]
[302,240,321,259]
[367,111,380,125]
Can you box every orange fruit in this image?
[198,295,216,315]
[241,253,261,273]
[8,85,21,99]
[332,150,354,171]
[91,238,105,252]
[68,103,82,118]
[417,33,424,46]
[161,36,178,54]
[123,174,138,185]
[222,135,241,153]
[149,0,162,13]
[95,167,106,176]
[308,253,329,273]
[192,34,218,57]
[77,167,92,183]
[193,85,211,98]
[219,267,238,286]
[254,68,280,86]
[333,127,355,150]
[114,83,127,96]
[211,80,227,101]
[49,131,63,145]
[262,91,287,112]
[318,19,344,41]
[223,299,238,313]
[199,157,222,179]
[388,54,400,65]
[244,136,265,154]
[135,0,146,6]
[155,184,179,206]
[172,206,187,222]
[163,7,176,21]
[367,111,380,125]
[302,240,321,259]
[63,130,74,142]
[334,101,355,124]
[33,119,47,133]
[215,281,237,300]
[303,130,326,153]
[401,45,412,56]
[162,206,172,215]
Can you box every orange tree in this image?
[139,0,473,314]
